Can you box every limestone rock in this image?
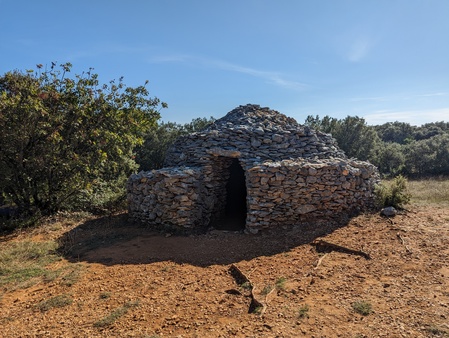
[381,206,397,217]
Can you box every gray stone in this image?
[296,204,317,214]
[272,134,283,142]
[381,206,397,217]
[127,104,379,233]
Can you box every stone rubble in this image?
[127,104,380,233]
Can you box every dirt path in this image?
[1,205,448,337]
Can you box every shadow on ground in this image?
[58,213,352,267]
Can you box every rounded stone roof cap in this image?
[206,104,303,133]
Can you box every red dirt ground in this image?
[1,204,448,337]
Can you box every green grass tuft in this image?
[60,264,84,286]
[275,277,287,290]
[94,301,140,328]
[375,175,411,209]
[261,284,274,295]
[0,241,60,289]
[352,300,373,316]
[36,294,73,312]
[426,325,449,337]
[298,304,310,319]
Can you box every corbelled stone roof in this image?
[165,104,346,167]
[210,103,299,131]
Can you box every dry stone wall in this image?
[245,158,378,230]
[127,167,205,230]
[127,157,238,232]
[127,104,380,233]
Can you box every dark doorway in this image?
[216,158,247,230]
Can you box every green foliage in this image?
[305,115,380,161]
[36,294,73,312]
[374,121,416,144]
[135,122,183,170]
[298,304,310,319]
[375,175,411,209]
[0,241,60,289]
[414,121,449,140]
[261,284,274,295]
[371,142,406,178]
[135,117,215,170]
[404,134,449,177]
[373,122,449,178]
[305,115,449,178]
[426,325,449,337]
[93,300,140,328]
[275,276,287,290]
[0,63,164,217]
[351,300,372,316]
[375,121,449,144]
[75,175,129,214]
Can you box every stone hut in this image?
[127,104,379,233]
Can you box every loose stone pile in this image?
[127,104,379,233]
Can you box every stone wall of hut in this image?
[127,157,378,233]
[245,158,378,231]
[126,104,380,233]
[127,167,205,230]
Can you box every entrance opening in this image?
[216,158,247,230]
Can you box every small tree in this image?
[375,175,411,209]
[0,63,165,216]
[305,115,381,161]
[135,117,215,171]
[372,142,406,178]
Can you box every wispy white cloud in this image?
[148,54,308,91]
[350,91,448,102]
[209,59,308,91]
[61,44,307,91]
[350,96,389,102]
[347,38,372,62]
[417,92,448,97]
[334,31,377,63]
[350,95,413,104]
[363,108,449,125]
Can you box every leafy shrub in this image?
[352,300,372,316]
[135,117,215,171]
[0,63,165,219]
[75,175,129,214]
[375,175,411,209]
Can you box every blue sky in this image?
[1,0,449,126]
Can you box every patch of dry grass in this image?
[36,294,73,312]
[352,300,373,316]
[0,241,61,290]
[408,178,449,205]
[93,300,140,328]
